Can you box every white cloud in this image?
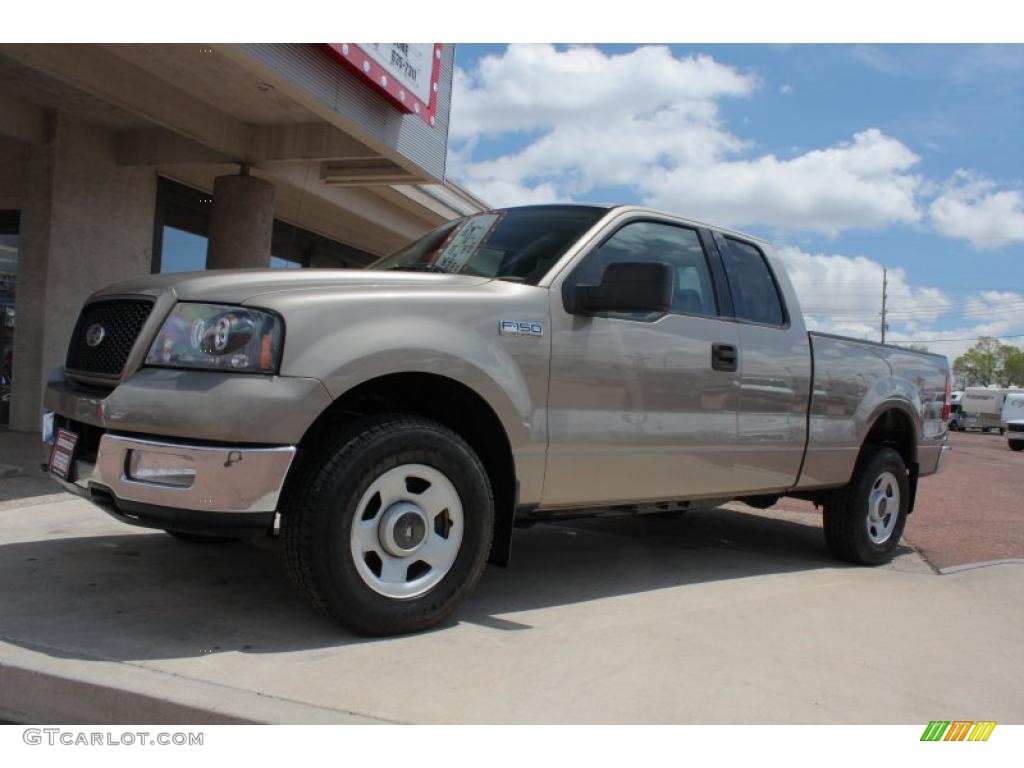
[774,245,1024,360]
[928,171,1024,249]
[779,84,794,95]
[450,44,755,140]
[777,244,951,328]
[643,129,923,235]
[451,45,925,235]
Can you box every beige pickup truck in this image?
[44,204,952,635]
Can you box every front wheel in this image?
[1010,442,1024,452]
[281,415,494,636]
[823,446,909,565]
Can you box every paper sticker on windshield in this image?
[435,212,503,272]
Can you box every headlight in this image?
[145,303,283,374]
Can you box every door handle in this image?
[711,342,738,372]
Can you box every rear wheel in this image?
[281,415,494,636]
[823,446,909,565]
[1010,442,1024,452]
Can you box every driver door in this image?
[543,217,741,507]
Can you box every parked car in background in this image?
[1003,393,1024,451]
[960,387,1009,434]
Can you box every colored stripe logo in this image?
[921,721,997,741]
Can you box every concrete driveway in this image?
[1,487,1021,724]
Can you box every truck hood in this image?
[91,269,491,305]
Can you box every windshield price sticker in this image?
[435,212,503,272]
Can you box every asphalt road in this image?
[775,430,1023,571]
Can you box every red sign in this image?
[322,43,443,127]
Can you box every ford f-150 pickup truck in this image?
[43,204,952,635]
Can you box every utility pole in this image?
[880,268,888,344]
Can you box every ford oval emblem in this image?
[85,323,106,348]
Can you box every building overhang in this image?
[0,43,482,251]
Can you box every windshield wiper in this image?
[386,263,451,274]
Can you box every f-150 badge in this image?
[499,320,544,338]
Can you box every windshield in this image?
[369,205,607,285]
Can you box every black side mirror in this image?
[567,261,673,315]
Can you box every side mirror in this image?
[567,261,673,315]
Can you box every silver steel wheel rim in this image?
[866,470,900,545]
[350,463,464,599]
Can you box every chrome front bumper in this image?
[50,432,296,514]
[934,443,952,473]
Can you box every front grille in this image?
[1009,423,1024,433]
[65,299,154,376]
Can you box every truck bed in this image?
[796,332,950,490]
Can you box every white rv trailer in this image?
[960,387,1009,433]
[1002,393,1024,450]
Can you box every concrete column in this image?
[206,172,275,269]
[9,113,155,432]
[9,113,56,432]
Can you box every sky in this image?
[448,44,1024,361]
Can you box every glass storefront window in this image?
[160,226,208,273]
[153,178,373,274]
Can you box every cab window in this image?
[720,238,786,326]
[573,221,718,318]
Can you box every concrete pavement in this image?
[1,487,1021,724]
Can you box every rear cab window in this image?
[719,237,787,326]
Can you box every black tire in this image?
[164,530,239,544]
[823,446,909,565]
[1010,442,1024,452]
[281,415,494,636]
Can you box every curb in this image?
[939,558,1024,575]
[0,641,395,725]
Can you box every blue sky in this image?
[448,44,1024,358]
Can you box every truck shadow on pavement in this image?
[0,506,913,662]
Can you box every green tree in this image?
[953,337,1001,386]
[953,337,1024,387]
[1003,348,1024,387]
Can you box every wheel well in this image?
[298,373,517,565]
[861,408,917,469]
